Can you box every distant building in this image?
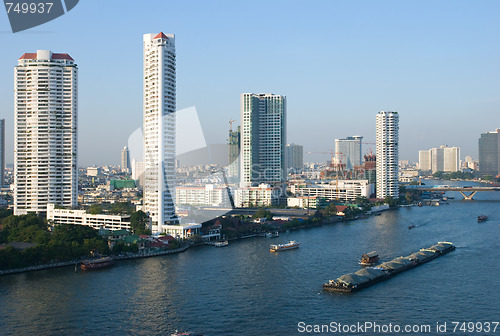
[87,167,99,177]
[376,111,399,199]
[287,196,327,209]
[363,152,376,184]
[234,184,274,207]
[228,126,240,179]
[175,184,229,207]
[419,145,460,173]
[0,119,4,188]
[14,50,78,215]
[285,143,304,173]
[290,180,373,202]
[463,155,477,170]
[121,146,130,173]
[240,93,286,188]
[109,180,137,190]
[478,129,500,177]
[335,136,363,170]
[418,150,431,172]
[132,159,145,186]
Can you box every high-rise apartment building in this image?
[143,32,177,233]
[478,128,500,177]
[285,143,304,173]
[121,145,130,173]
[0,119,4,188]
[419,145,460,173]
[240,93,286,188]
[335,136,363,170]
[14,50,78,215]
[418,150,431,172]
[376,111,399,199]
[228,126,240,179]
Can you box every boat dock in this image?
[323,242,455,293]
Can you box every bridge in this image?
[405,185,500,200]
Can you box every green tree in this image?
[322,202,337,217]
[384,196,401,208]
[110,202,134,215]
[87,204,103,215]
[252,208,273,221]
[130,210,150,235]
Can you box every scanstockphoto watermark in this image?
[297,322,432,334]
[3,0,79,33]
[297,321,500,334]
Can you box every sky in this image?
[1,0,499,166]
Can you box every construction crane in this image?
[229,119,236,131]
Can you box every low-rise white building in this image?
[175,184,229,207]
[287,196,326,209]
[46,203,131,231]
[290,180,373,202]
[162,223,202,240]
[234,184,273,207]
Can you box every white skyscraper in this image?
[14,50,78,215]
[335,136,363,170]
[143,32,176,233]
[376,111,399,199]
[240,93,286,188]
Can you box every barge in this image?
[80,256,114,271]
[323,242,455,293]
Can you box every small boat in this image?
[80,257,114,271]
[408,225,416,230]
[171,331,203,336]
[270,240,300,252]
[265,231,279,238]
[214,241,229,247]
[374,213,382,216]
[478,215,488,222]
[359,251,379,266]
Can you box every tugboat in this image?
[477,215,488,222]
[80,256,114,271]
[270,240,300,252]
[359,251,379,266]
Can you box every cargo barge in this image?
[323,242,455,293]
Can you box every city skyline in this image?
[0,1,499,166]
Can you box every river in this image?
[1,180,499,335]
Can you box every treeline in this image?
[432,171,475,180]
[0,212,109,270]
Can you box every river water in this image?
[1,180,499,335]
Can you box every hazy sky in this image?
[1,0,499,166]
